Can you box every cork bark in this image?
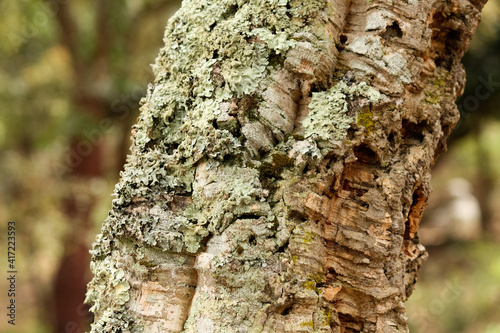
[86,0,487,332]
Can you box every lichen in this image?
[85,254,134,332]
[192,164,270,233]
[250,28,297,54]
[107,0,330,211]
[221,42,270,98]
[347,36,384,59]
[424,68,449,105]
[303,81,380,141]
[383,53,412,84]
[322,307,332,326]
[87,0,335,330]
[365,10,393,31]
[357,109,375,135]
[288,0,327,17]
[300,321,315,328]
[157,0,309,100]
[424,91,440,104]
[304,279,317,290]
[347,36,412,84]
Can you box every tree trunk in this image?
[86,0,486,332]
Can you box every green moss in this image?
[302,230,315,243]
[292,226,317,246]
[259,152,295,176]
[357,109,374,135]
[304,279,317,290]
[424,69,449,105]
[272,152,294,168]
[433,77,445,88]
[300,321,315,328]
[310,272,326,285]
[425,91,440,104]
[323,307,332,325]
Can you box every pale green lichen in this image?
[365,11,393,31]
[88,0,332,330]
[177,97,242,163]
[303,81,380,141]
[250,28,297,54]
[288,0,327,17]
[221,43,270,98]
[192,165,270,233]
[347,36,384,59]
[85,254,133,332]
[158,0,303,100]
[111,0,318,207]
[347,36,412,85]
[192,59,217,98]
[383,53,412,84]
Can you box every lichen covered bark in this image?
[86,0,487,332]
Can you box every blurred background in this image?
[0,0,499,332]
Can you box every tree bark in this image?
[86,0,487,332]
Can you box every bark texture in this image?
[86,0,487,332]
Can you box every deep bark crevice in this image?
[404,185,428,240]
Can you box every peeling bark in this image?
[86,0,487,332]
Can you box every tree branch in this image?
[42,0,83,75]
[93,0,111,77]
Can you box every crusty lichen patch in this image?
[107,0,331,212]
[347,35,412,84]
[85,251,134,332]
[87,0,333,331]
[91,0,326,258]
[192,163,271,234]
[303,81,380,141]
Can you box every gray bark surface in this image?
[86,0,487,332]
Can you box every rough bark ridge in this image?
[86,0,487,332]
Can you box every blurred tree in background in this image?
[450,0,500,236]
[0,0,181,332]
[0,0,499,332]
